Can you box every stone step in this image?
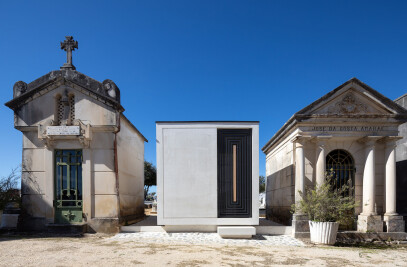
[121,225,166,233]
[46,223,87,235]
[121,224,292,235]
[255,226,292,235]
[217,226,256,239]
[337,231,407,241]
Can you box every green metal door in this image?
[54,150,83,224]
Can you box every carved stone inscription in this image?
[47,126,80,135]
[310,126,384,132]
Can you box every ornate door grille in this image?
[325,149,355,195]
[54,150,83,223]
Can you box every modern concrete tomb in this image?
[156,122,259,236]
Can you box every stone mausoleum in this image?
[395,93,407,220]
[5,37,147,233]
[262,78,407,237]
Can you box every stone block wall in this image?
[19,132,48,231]
[117,115,145,224]
[265,137,295,225]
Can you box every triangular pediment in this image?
[297,78,407,117]
[310,88,390,115]
[5,70,123,112]
[262,78,407,154]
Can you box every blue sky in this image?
[1,1,407,188]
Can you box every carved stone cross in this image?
[60,36,78,70]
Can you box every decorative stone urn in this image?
[309,221,339,245]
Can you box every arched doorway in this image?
[326,149,356,229]
[326,149,355,194]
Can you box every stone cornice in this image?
[5,70,123,112]
[261,78,407,154]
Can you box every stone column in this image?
[295,142,305,205]
[362,141,376,216]
[384,140,405,232]
[315,140,326,187]
[357,137,383,232]
[292,137,309,237]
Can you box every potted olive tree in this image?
[292,173,357,245]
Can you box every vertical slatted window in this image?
[69,94,75,124]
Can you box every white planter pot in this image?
[309,221,339,245]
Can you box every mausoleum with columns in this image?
[262,78,407,236]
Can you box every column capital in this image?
[311,135,332,146]
[378,136,402,148]
[292,135,312,146]
[357,136,382,146]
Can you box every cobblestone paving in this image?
[111,232,304,247]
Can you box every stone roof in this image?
[262,77,407,154]
[5,69,123,112]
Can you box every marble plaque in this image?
[46,126,80,135]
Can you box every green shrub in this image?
[291,172,358,225]
[0,167,21,210]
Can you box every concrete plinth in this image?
[217,226,256,239]
[292,214,309,237]
[357,215,383,232]
[384,215,405,232]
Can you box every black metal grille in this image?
[326,149,355,194]
[218,129,252,218]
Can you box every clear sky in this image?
[1,1,407,189]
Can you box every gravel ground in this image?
[0,233,407,266]
[111,232,304,246]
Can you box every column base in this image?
[292,214,309,237]
[357,215,383,233]
[384,215,405,232]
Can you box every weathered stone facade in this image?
[5,44,147,233]
[395,94,407,224]
[262,78,407,236]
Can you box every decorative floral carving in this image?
[13,81,27,98]
[333,93,368,114]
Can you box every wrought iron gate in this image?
[54,150,83,223]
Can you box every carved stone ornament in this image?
[13,81,27,98]
[333,93,368,114]
[102,79,117,99]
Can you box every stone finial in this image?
[13,81,27,98]
[60,36,78,70]
[102,79,120,101]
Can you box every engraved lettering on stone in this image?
[46,126,80,135]
[310,126,384,132]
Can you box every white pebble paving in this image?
[110,232,304,247]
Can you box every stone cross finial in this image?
[60,36,78,70]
